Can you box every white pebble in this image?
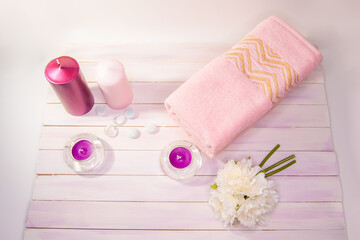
[95,105,106,116]
[114,114,126,126]
[104,124,118,137]
[145,123,158,134]
[124,108,136,119]
[127,128,140,139]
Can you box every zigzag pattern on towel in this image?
[224,35,299,104]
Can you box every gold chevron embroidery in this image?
[224,36,299,104]
[294,70,300,83]
[228,48,279,98]
[252,81,268,96]
[241,40,292,90]
[243,37,294,89]
[242,39,293,89]
[248,75,274,101]
[267,45,281,59]
[224,51,274,101]
[224,51,274,102]
[226,56,240,69]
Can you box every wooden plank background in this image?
[24,44,346,239]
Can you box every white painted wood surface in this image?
[47,82,327,104]
[24,229,347,240]
[32,175,342,202]
[36,150,338,175]
[25,44,345,239]
[27,201,344,229]
[43,104,330,127]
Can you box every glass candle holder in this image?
[160,140,202,180]
[64,133,105,172]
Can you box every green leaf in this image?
[210,183,218,189]
[265,160,296,178]
[260,154,295,174]
[234,161,238,164]
[259,144,280,168]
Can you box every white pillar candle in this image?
[95,59,133,109]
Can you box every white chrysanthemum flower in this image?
[209,159,278,227]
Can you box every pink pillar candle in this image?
[45,56,94,116]
[95,59,133,109]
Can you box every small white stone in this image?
[127,128,140,139]
[124,108,136,119]
[145,123,158,134]
[104,124,118,137]
[95,105,106,116]
[114,114,126,126]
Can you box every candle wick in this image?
[56,58,62,68]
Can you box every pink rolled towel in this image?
[165,16,322,158]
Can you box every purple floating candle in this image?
[160,140,202,181]
[71,140,94,161]
[169,147,192,168]
[64,133,105,172]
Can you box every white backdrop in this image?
[1,0,359,239]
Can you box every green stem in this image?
[259,154,295,174]
[259,144,280,168]
[265,160,296,178]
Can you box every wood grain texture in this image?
[39,126,334,151]
[32,175,342,202]
[43,104,330,127]
[24,229,347,240]
[26,44,344,239]
[26,201,345,230]
[46,82,327,105]
[36,150,338,176]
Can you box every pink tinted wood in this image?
[32,175,342,202]
[42,104,330,127]
[24,229,346,240]
[39,127,333,151]
[36,150,338,176]
[26,201,345,230]
[25,44,344,239]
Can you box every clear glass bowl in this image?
[63,133,105,172]
[160,140,202,180]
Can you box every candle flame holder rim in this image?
[64,133,105,172]
[160,140,202,181]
